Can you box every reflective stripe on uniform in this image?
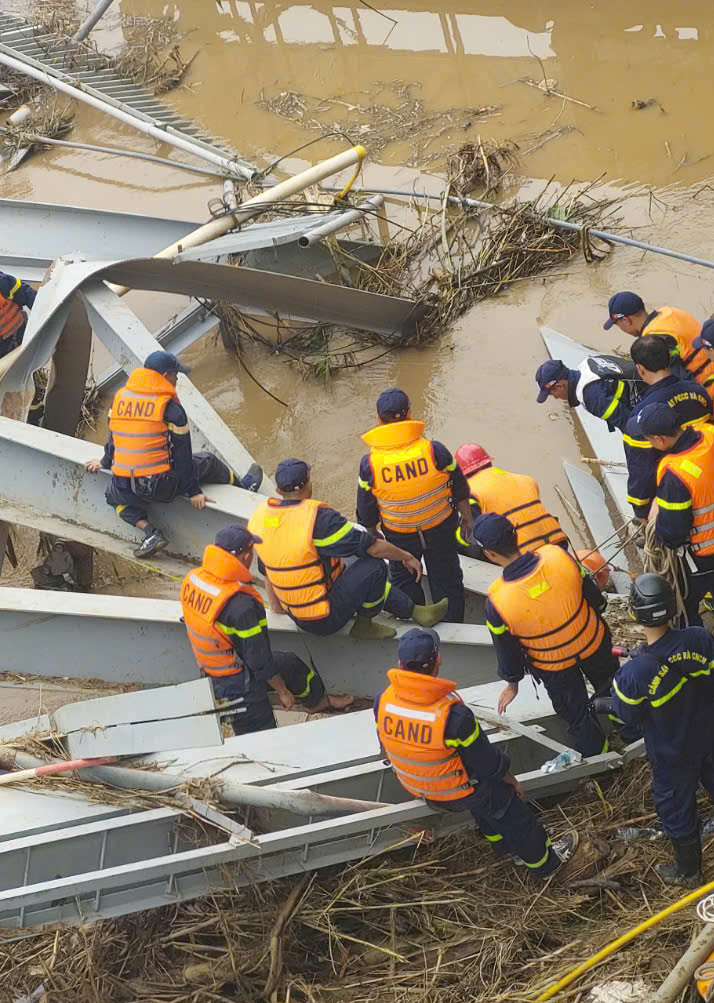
[623,434,652,449]
[657,497,692,510]
[293,666,315,698]
[216,617,268,639]
[487,619,508,635]
[600,380,624,420]
[522,838,552,869]
[444,720,480,747]
[650,674,688,707]
[358,477,371,491]
[362,580,391,608]
[483,832,503,842]
[627,494,652,507]
[313,521,354,547]
[8,278,21,300]
[612,678,646,706]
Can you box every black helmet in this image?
[629,573,676,626]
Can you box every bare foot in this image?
[305,694,354,713]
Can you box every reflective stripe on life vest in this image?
[109,368,176,479]
[181,545,264,677]
[377,668,475,802]
[488,545,605,670]
[0,291,24,341]
[362,420,453,533]
[466,467,567,553]
[248,498,343,621]
[657,424,714,556]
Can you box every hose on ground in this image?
[536,875,714,1000]
[641,519,689,624]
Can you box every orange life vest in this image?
[643,306,714,390]
[466,467,567,553]
[0,291,25,341]
[377,668,475,802]
[109,368,177,479]
[248,498,344,621]
[488,545,605,670]
[181,545,263,677]
[657,424,714,556]
[362,420,453,533]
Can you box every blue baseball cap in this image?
[398,627,440,668]
[634,402,681,437]
[535,359,569,403]
[144,350,190,375]
[603,291,645,330]
[275,458,311,492]
[471,512,517,551]
[692,317,714,351]
[214,524,262,552]
[377,388,410,421]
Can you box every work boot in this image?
[411,598,449,628]
[134,527,168,559]
[657,835,703,888]
[240,463,263,492]
[350,616,397,640]
[550,830,580,878]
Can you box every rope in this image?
[641,519,689,624]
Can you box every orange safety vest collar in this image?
[248,498,344,621]
[0,291,24,341]
[489,545,605,670]
[109,368,178,480]
[657,424,714,557]
[181,545,263,677]
[377,668,475,802]
[643,306,714,389]
[362,420,453,533]
[467,467,567,553]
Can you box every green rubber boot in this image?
[411,597,449,628]
[349,616,397,640]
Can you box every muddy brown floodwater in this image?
[3,0,714,566]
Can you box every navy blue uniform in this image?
[373,692,560,875]
[357,441,469,622]
[486,552,618,755]
[567,369,632,434]
[653,426,714,626]
[258,499,413,634]
[612,627,714,839]
[209,590,325,735]
[0,271,36,359]
[100,397,234,525]
[623,375,711,518]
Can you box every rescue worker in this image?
[535,356,643,433]
[611,574,714,886]
[248,458,448,641]
[623,335,711,520]
[691,317,714,366]
[453,443,568,556]
[604,290,714,393]
[181,525,352,735]
[84,351,263,558]
[0,270,36,360]
[374,627,579,877]
[630,402,714,627]
[357,388,471,623]
[476,513,619,757]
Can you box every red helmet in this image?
[455,443,492,476]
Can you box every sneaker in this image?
[240,463,263,492]
[551,830,579,874]
[134,528,168,558]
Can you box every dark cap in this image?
[144,350,190,375]
[275,458,311,492]
[398,627,440,668]
[535,359,569,403]
[471,512,517,551]
[634,401,681,437]
[603,291,645,330]
[214,524,262,553]
[692,317,714,351]
[377,388,410,421]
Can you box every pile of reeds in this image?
[113,15,198,95]
[3,760,712,1001]
[0,97,74,160]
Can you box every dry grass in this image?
[0,98,74,162]
[2,761,712,1002]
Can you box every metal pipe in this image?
[318,184,714,273]
[0,48,251,179]
[297,193,384,247]
[0,749,388,817]
[72,0,116,42]
[25,135,224,178]
[109,144,365,295]
[652,922,714,1003]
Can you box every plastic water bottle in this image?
[617,826,662,843]
[541,752,572,774]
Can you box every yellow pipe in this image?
[537,877,714,1000]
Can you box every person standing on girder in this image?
[357,388,471,623]
[84,351,263,558]
[0,270,35,360]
